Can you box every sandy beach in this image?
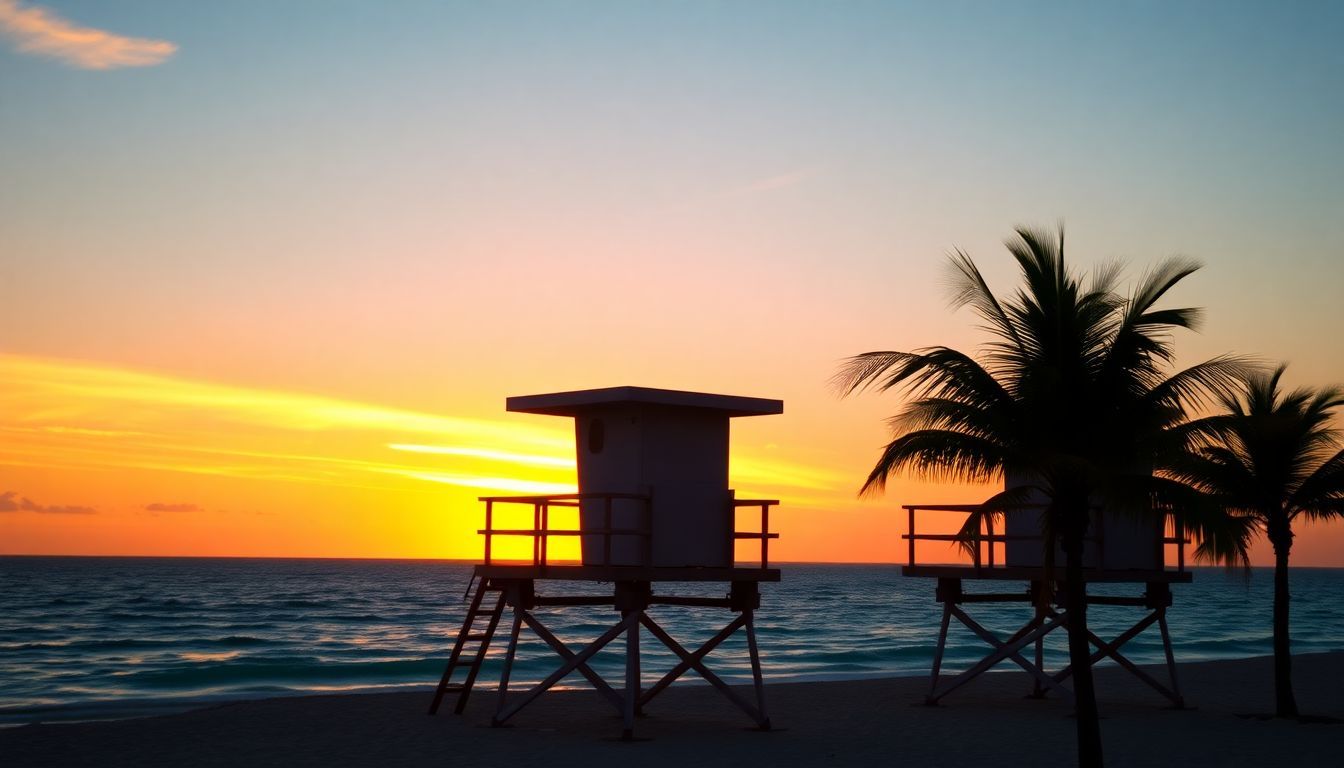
[4,652,1341,767]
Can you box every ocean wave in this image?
[117,657,443,689]
[3,559,1342,725]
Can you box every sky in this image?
[2,1,1343,565]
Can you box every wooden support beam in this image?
[928,610,1072,704]
[919,577,1188,708]
[623,610,640,740]
[533,595,614,606]
[639,613,768,728]
[1049,608,1184,706]
[519,610,627,709]
[637,612,747,707]
[945,606,1072,700]
[1158,611,1185,708]
[492,611,633,725]
[649,596,734,608]
[926,603,952,705]
[491,611,524,721]
[744,609,771,730]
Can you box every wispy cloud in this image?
[380,470,575,496]
[144,502,201,513]
[0,490,95,514]
[0,354,837,501]
[387,443,577,469]
[729,164,827,196]
[0,354,577,495]
[0,0,177,70]
[0,354,570,451]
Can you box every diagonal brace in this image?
[1051,609,1181,704]
[930,608,1073,703]
[493,610,635,724]
[637,612,747,707]
[638,613,768,727]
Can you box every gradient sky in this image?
[3,1,1343,565]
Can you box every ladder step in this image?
[465,633,490,641]
[440,683,465,692]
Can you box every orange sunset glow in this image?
[0,353,897,562]
[4,348,1343,566]
[3,2,1342,569]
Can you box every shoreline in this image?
[3,652,1341,767]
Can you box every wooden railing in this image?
[477,493,780,569]
[901,503,1188,574]
[733,498,780,569]
[478,492,652,567]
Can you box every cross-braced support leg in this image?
[926,603,953,705]
[492,609,634,726]
[1157,609,1184,708]
[639,613,769,728]
[622,609,640,740]
[638,612,747,707]
[744,609,771,730]
[1030,587,1048,699]
[928,609,1071,704]
[1049,606,1184,707]
[490,611,524,724]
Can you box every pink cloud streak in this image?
[0,0,176,69]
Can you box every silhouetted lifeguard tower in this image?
[902,476,1191,707]
[428,386,782,738]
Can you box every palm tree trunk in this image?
[1064,526,1103,767]
[1271,535,1298,718]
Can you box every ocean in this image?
[2,557,1341,724]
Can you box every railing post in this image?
[484,500,493,565]
[971,509,981,572]
[761,503,770,569]
[540,502,549,567]
[532,502,542,567]
[1177,517,1186,572]
[907,507,916,566]
[986,513,995,568]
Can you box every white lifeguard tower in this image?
[901,475,1192,707]
[429,386,782,738]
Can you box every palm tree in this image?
[1172,366,1344,718]
[836,227,1249,768]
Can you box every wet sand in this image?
[3,652,1342,767]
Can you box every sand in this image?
[3,653,1342,767]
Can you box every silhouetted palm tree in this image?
[1172,365,1344,718]
[836,227,1249,768]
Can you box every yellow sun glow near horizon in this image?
[0,353,873,562]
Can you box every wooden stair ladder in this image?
[428,576,505,715]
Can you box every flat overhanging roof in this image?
[507,386,783,417]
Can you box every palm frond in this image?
[1290,447,1344,521]
[945,248,1027,354]
[830,351,918,396]
[1146,355,1262,412]
[953,484,1041,558]
[1150,476,1252,569]
[859,430,1005,496]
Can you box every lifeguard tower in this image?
[902,479,1191,707]
[428,386,783,738]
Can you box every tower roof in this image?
[506,386,783,418]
